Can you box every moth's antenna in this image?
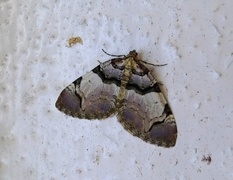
[102,49,125,57]
[141,60,167,67]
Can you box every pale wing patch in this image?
[144,92,167,123]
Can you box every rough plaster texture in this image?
[0,0,233,179]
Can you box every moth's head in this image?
[128,50,138,58]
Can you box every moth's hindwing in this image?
[56,50,177,147]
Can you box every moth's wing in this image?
[56,61,121,119]
[117,63,177,147]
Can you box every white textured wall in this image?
[1,0,233,179]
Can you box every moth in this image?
[56,50,177,147]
